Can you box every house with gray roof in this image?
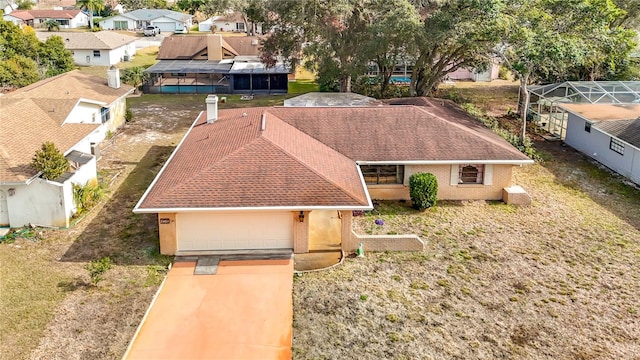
[35,31,137,66]
[99,9,192,32]
[561,103,640,185]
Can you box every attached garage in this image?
[176,212,294,252]
[154,22,176,32]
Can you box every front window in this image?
[236,22,245,31]
[100,107,110,123]
[361,165,404,185]
[459,164,484,184]
[93,50,101,57]
[584,122,591,133]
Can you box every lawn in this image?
[291,83,640,359]
[2,84,638,359]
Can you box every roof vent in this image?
[260,113,266,131]
[251,39,258,46]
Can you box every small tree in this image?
[409,172,438,211]
[43,19,60,31]
[31,142,69,181]
[120,67,149,94]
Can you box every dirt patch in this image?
[293,140,640,359]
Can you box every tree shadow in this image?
[60,145,175,266]
[534,138,640,232]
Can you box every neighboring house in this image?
[144,34,289,94]
[0,70,134,228]
[199,11,263,34]
[367,58,500,85]
[99,9,193,32]
[35,31,137,66]
[134,96,533,255]
[2,10,88,28]
[561,103,640,185]
[528,81,640,139]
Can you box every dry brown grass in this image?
[292,85,640,359]
[294,154,640,358]
[0,95,201,359]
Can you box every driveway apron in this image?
[124,258,293,359]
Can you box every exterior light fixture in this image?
[298,211,304,223]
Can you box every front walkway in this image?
[124,258,293,359]
[295,210,342,271]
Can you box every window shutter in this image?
[484,164,493,185]
[450,165,459,186]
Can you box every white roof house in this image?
[35,31,138,66]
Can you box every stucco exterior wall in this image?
[67,102,102,124]
[99,16,136,30]
[0,180,67,227]
[564,113,640,185]
[367,164,514,201]
[292,211,309,254]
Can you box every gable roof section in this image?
[0,71,133,183]
[0,98,98,182]
[35,31,137,50]
[136,107,369,210]
[222,36,263,57]
[157,35,247,60]
[7,9,82,19]
[269,103,531,163]
[6,70,133,104]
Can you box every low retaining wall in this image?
[349,232,425,252]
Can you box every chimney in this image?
[207,34,223,61]
[260,113,266,131]
[107,65,120,89]
[206,95,218,123]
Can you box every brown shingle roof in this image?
[136,101,532,211]
[157,35,258,59]
[1,71,133,183]
[0,98,98,182]
[138,107,369,209]
[268,103,531,162]
[35,31,137,50]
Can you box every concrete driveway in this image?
[124,257,293,359]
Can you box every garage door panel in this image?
[177,212,293,251]
[155,22,176,32]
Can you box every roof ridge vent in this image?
[260,113,266,131]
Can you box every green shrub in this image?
[31,142,70,181]
[73,179,106,215]
[498,65,510,80]
[409,172,438,210]
[86,257,112,285]
[125,108,133,122]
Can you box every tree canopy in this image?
[260,0,638,99]
[0,20,75,90]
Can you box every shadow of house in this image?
[61,145,175,265]
[534,139,640,232]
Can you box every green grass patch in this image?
[289,79,319,94]
[0,243,71,359]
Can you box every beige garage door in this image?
[176,212,293,251]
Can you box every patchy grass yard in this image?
[292,83,640,359]
[0,95,201,359]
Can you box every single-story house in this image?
[198,11,263,34]
[144,34,289,94]
[99,9,193,32]
[35,31,137,66]
[561,103,640,185]
[3,9,88,28]
[134,96,533,255]
[0,70,134,228]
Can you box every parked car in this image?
[143,26,161,36]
